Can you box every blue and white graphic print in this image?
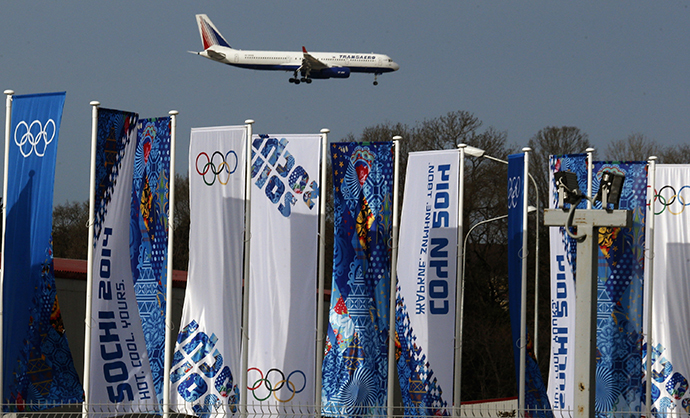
[171,126,247,417]
[3,92,83,410]
[130,117,171,405]
[395,150,459,416]
[322,142,393,417]
[89,108,158,414]
[247,134,321,410]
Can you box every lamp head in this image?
[554,171,582,207]
[595,170,625,210]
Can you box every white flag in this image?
[170,126,247,417]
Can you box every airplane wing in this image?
[301,46,329,71]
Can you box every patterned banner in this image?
[592,161,645,415]
[322,142,394,417]
[130,117,171,405]
[89,108,158,414]
[247,134,321,411]
[644,165,690,415]
[395,150,458,416]
[2,92,83,410]
[170,126,246,417]
[547,153,588,413]
[547,156,645,415]
[507,153,551,416]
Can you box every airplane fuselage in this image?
[199,46,399,75]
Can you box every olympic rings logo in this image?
[247,367,306,402]
[508,176,522,209]
[651,185,690,215]
[196,151,238,186]
[14,119,56,158]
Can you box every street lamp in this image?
[464,148,542,361]
[455,206,536,410]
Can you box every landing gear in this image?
[289,70,312,84]
[373,74,380,86]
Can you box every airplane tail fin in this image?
[196,14,231,49]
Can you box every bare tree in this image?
[604,133,658,161]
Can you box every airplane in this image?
[192,14,400,86]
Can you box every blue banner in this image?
[130,117,171,406]
[507,153,551,417]
[322,142,393,417]
[3,92,83,410]
[592,161,645,415]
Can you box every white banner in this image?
[170,126,247,416]
[645,164,690,414]
[546,154,584,413]
[89,110,158,413]
[247,134,321,410]
[395,150,458,413]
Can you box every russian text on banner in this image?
[170,126,246,417]
[130,117,172,406]
[507,153,551,417]
[247,134,321,411]
[645,165,690,414]
[547,156,646,415]
[547,153,587,413]
[2,92,83,410]
[89,108,158,415]
[395,150,458,415]
[322,142,394,417]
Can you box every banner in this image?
[2,92,83,410]
[322,142,394,417]
[395,150,458,416]
[170,126,246,417]
[645,165,690,414]
[547,156,645,415]
[89,108,158,414]
[507,153,551,416]
[247,134,321,411]
[592,161,645,414]
[130,117,171,405]
[547,153,588,413]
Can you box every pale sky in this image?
[1,1,688,204]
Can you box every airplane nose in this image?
[392,61,400,71]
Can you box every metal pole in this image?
[453,145,466,417]
[586,148,594,210]
[530,174,540,361]
[0,89,14,411]
[387,137,401,418]
[645,156,657,417]
[518,148,531,417]
[163,110,178,418]
[315,128,329,418]
[240,119,254,417]
[82,101,100,417]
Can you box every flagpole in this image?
[0,89,14,411]
[315,128,329,418]
[644,156,657,418]
[387,137,401,418]
[82,101,100,417]
[163,110,178,418]
[240,119,254,418]
[586,148,594,209]
[453,144,467,417]
[518,147,531,417]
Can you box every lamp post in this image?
[456,206,536,413]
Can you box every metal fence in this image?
[0,403,660,418]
